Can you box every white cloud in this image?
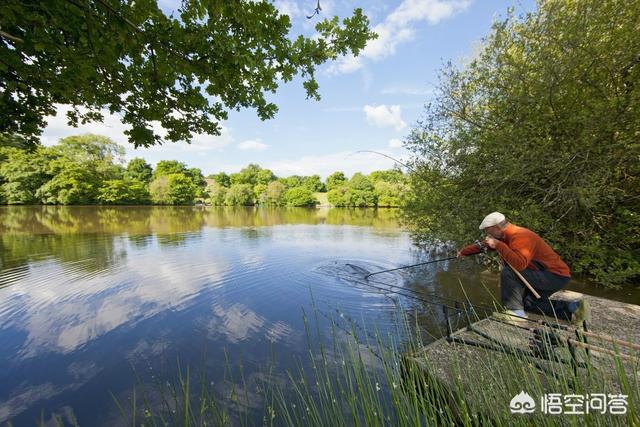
[5,243,229,358]
[363,104,406,131]
[238,138,269,151]
[41,104,130,147]
[389,138,403,148]
[275,0,336,30]
[274,0,303,19]
[330,0,470,74]
[40,104,234,165]
[327,54,363,75]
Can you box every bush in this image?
[327,185,377,207]
[149,173,197,205]
[262,181,286,206]
[37,164,99,205]
[206,182,227,206]
[284,187,318,207]
[327,186,349,207]
[348,189,377,207]
[225,184,254,206]
[403,0,640,286]
[375,181,402,207]
[98,179,151,205]
[326,171,346,191]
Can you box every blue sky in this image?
[41,0,536,178]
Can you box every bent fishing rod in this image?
[356,259,583,333]
[349,150,412,170]
[354,274,640,353]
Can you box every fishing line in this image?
[346,257,498,313]
[362,256,458,279]
[356,273,592,332]
[341,264,569,331]
[346,150,411,170]
[336,271,467,314]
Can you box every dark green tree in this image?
[403,0,640,286]
[0,147,54,204]
[326,171,347,191]
[37,163,101,204]
[302,175,325,192]
[285,187,318,207]
[0,133,33,150]
[208,172,231,188]
[206,182,227,206]
[262,181,286,206]
[149,173,198,205]
[98,179,151,204]
[0,1,375,146]
[154,160,189,178]
[225,184,254,206]
[125,158,153,183]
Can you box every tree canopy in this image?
[0,0,375,147]
[0,133,406,208]
[403,0,640,286]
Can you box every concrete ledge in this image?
[404,291,640,422]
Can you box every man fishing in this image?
[457,212,589,324]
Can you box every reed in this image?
[110,304,638,426]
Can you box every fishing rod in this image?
[355,266,631,346]
[363,256,459,279]
[339,271,467,314]
[347,271,640,364]
[350,150,412,170]
[362,274,494,313]
[360,276,640,366]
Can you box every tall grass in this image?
[110,303,638,426]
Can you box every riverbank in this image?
[405,290,639,423]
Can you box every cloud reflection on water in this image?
[0,206,408,425]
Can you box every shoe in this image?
[492,309,529,326]
[569,299,590,326]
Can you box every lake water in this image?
[0,206,637,425]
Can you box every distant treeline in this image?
[207,165,405,207]
[0,134,406,207]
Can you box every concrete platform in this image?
[404,291,639,424]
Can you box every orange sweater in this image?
[460,223,571,277]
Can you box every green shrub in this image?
[98,179,150,205]
[225,184,254,206]
[403,0,640,286]
[284,187,317,207]
[149,173,197,205]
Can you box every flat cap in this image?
[479,212,506,230]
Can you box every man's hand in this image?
[484,236,499,249]
[457,250,464,258]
